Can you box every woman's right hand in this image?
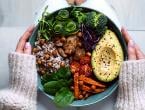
[121,27,145,60]
[15,26,34,55]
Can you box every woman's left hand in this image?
[15,26,34,55]
[121,27,145,60]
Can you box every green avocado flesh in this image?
[92,30,124,82]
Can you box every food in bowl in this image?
[92,30,124,82]
[32,6,124,107]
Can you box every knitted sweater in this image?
[0,52,145,110]
[0,52,37,110]
[115,60,145,110]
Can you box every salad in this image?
[32,6,124,107]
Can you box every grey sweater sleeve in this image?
[0,52,37,110]
[115,60,145,110]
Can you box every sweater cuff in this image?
[120,59,145,86]
[115,59,145,110]
[8,52,37,100]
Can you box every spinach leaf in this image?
[46,67,71,82]
[54,87,74,107]
[43,79,72,95]
[41,74,50,85]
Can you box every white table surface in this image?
[0,0,145,110]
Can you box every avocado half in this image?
[92,29,124,82]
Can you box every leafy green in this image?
[71,8,86,24]
[63,20,78,34]
[53,20,78,35]
[46,67,71,82]
[42,67,73,106]
[43,79,72,95]
[38,6,54,40]
[54,87,74,107]
[53,21,64,34]
[56,9,69,20]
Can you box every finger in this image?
[24,42,32,54]
[66,0,75,5]
[121,27,132,43]
[16,25,34,53]
[75,0,85,5]
[128,40,136,60]
[135,44,145,59]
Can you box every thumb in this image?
[24,42,32,54]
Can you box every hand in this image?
[121,27,145,60]
[75,0,86,5]
[66,0,86,5]
[16,25,34,54]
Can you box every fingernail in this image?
[129,40,134,47]
[25,42,31,49]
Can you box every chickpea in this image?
[79,94,84,99]
[77,32,83,37]
[44,54,50,60]
[91,85,96,90]
[48,62,53,67]
[60,36,66,42]
[37,59,42,65]
[33,48,38,53]
[60,62,65,67]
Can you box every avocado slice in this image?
[92,30,124,82]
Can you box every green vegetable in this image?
[96,26,108,37]
[85,12,97,28]
[85,12,108,36]
[41,67,71,85]
[53,21,63,34]
[56,9,69,20]
[41,73,50,85]
[43,79,72,95]
[71,8,86,24]
[54,87,74,107]
[46,67,72,82]
[42,67,73,106]
[64,20,77,34]
[38,6,54,40]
